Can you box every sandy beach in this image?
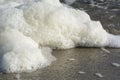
[0,48,120,80]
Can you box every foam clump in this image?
[0,0,119,73]
[0,29,56,73]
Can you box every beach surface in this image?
[0,48,120,80]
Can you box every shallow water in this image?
[71,0,120,34]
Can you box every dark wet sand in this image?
[0,48,120,80]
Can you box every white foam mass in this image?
[0,0,120,73]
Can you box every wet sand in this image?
[0,48,120,80]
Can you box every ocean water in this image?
[0,0,119,73]
[71,0,120,34]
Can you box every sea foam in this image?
[0,0,119,73]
